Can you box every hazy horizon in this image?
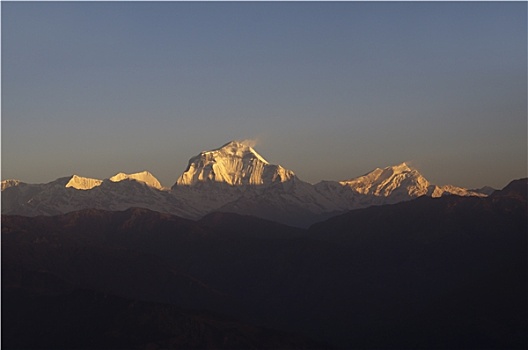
[2,2,526,189]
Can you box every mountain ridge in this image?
[1,140,492,226]
[109,170,164,190]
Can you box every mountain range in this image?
[2,178,526,349]
[1,140,489,227]
[2,140,525,348]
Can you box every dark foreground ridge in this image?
[3,288,327,350]
[2,179,527,349]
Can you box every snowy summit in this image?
[174,140,295,187]
[110,171,163,190]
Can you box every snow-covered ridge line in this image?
[1,140,491,227]
[109,171,164,190]
[2,171,166,191]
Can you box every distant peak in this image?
[204,140,269,165]
[218,139,258,149]
[174,140,294,187]
[111,170,153,178]
[65,175,103,190]
[386,162,412,173]
[220,140,251,148]
[210,140,255,152]
[1,179,24,191]
[109,171,163,189]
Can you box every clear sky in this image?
[2,2,526,189]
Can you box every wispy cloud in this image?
[240,138,260,148]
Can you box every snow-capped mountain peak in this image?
[207,140,270,165]
[313,162,485,209]
[174,140,295,187]
[389,162,412,173]
[1,179,24,191]
[65,175,103,190]
[109,171,163,189]
[339,162,430,198]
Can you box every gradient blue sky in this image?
[2,2,526,189]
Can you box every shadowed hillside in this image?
[2,288,327,350]
[2,179,526,349]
